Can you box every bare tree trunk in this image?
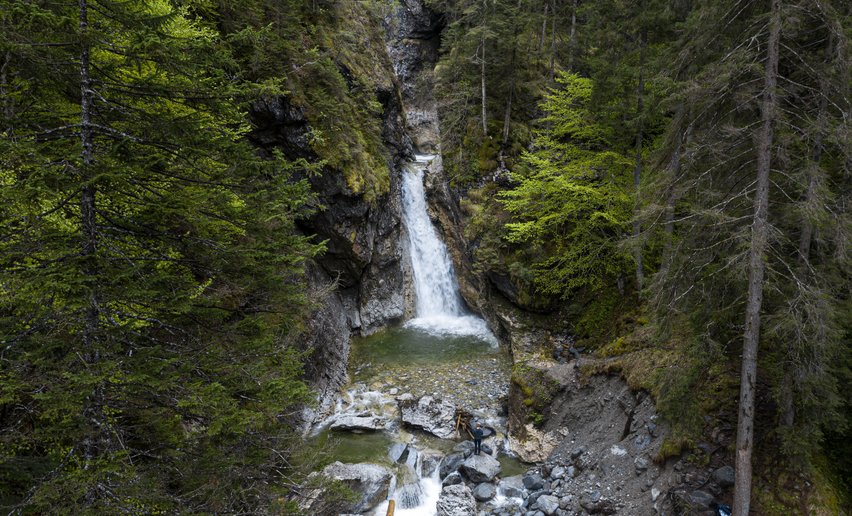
[567,0,578,71]
[540,3,549,52]
[549,0,557,81]
[660,119,684,275]
[632,30,646,294]
[78,0,108,503]
[733,1,781,514]
[480,0,488,137]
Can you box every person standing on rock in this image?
[473,423,484,455]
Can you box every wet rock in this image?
[537,494,560,515]
[459,453,501,483]
[712,466,735,487]
[389,442,409,463]
[419,449,444,477]
[634,456,650,474]
[328,414,390,432]
[442,472,463,487]
[436,484,477,516]
[523,473,545,491]
[321,461,392,513]
[566,465,577,478]
[398,395,457,438]
[472,482,497,501]
[498,475,525,498]
[439,452,465,478]
[550,465,565,479]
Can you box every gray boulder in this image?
[321,461,392,513]
[537,494,560,515]
[398,395,457,438]
[442,472,463,487]
[437,484,477,516]
[472,482,497,501]
[550,466,565,479]
[498,475,525,499]
[523,473,545,491]
[459,453,501,483]
[329,414,390,431]
[712,466,735,487]
[420,449,445,477]
[439,452,466,478]
[688,489,715,509]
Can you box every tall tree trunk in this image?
[549,0,557,81]
[567,0,578,71]
[540,3,549,52]
[79,0,107,501]
[733,1,781,514]
[660,111,684,276]
[632,30,646,294]
[480,37,487,135]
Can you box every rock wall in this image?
[249,60,415,422]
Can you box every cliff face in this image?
[249,44,415,420]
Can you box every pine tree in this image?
[0,0,320,510]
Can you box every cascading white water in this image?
[401,155,496,345]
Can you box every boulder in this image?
[398,395,457,438]
[536,494,560,516]
[712,466,735,487]
[550,465,565,479]
[498,475,525,499]
[688,490,715,509]
[321,462,392,513]
[442,472,463,487]
[328,413,390,432]
[420,449,445,477]
[634,456,650,474]
[523,473,545,491]
[453,441,475,457]
[459,453,501,483]
[439,452,466,478]
[436,484,477,516]
[472,482,497,501]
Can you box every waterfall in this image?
[401,155,496,344]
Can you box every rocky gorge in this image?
[246,0,741,514]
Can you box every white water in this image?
[401,155,496,345]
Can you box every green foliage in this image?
[0,0,323,511]
[499,73,633,299]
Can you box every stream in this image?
[311,155,524,515]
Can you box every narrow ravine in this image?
[309,155,522,515]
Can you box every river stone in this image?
[439,452,465,478]
[436,484,477,516]
[459,453,501,483]
[321,461,392,513]
[498,475,525,499]
[398,395,457,438]
[550,465,565,479]
[420,449,445,477]
[712,465,735,487]
[389,442,409,463]
[537,494,560,515]
[442,472,463,487]
[472,482,497,501]
[453,441,475,457]
[523,473,545,491]
[329,414,390,432]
